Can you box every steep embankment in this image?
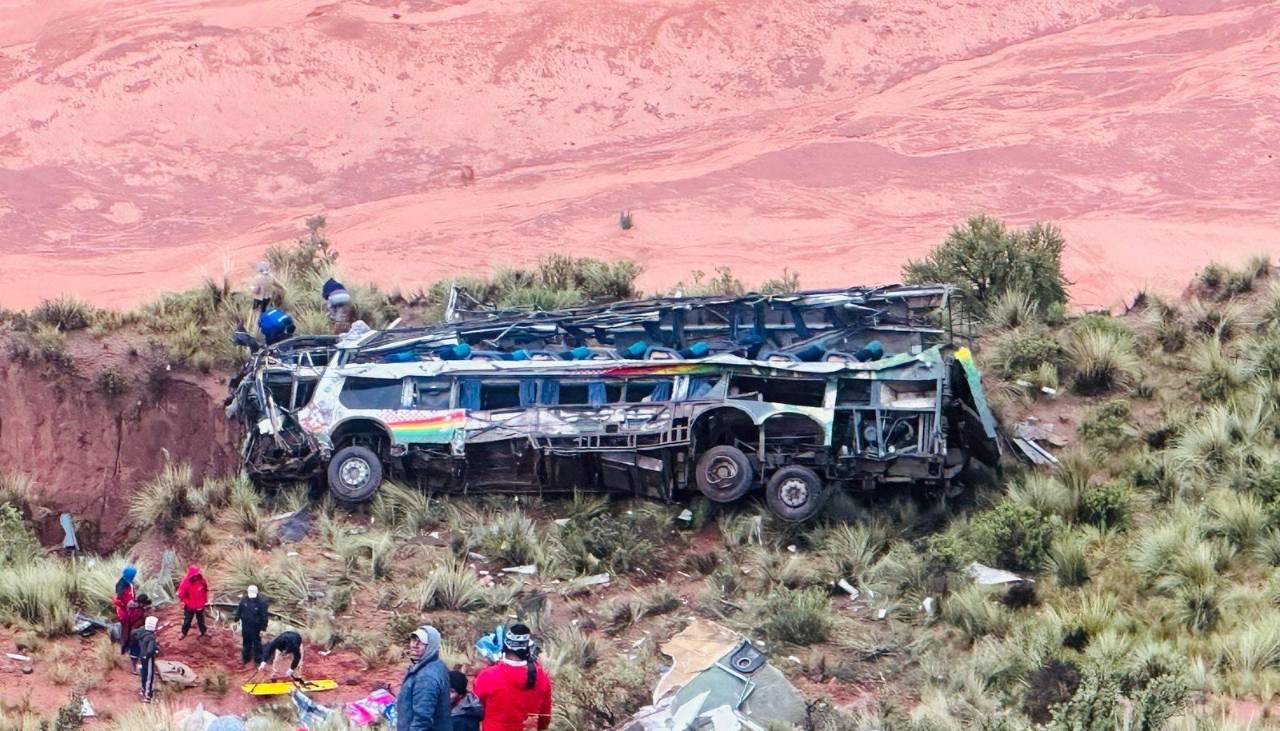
[0,343,236,550]
[1,0,1277,311]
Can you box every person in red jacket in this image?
[176,564,209,638]
[473,624,552,731]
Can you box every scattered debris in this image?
[278,509,315,543]
[157,659,199,686]
[501,565,537,575]
[467,552,487,562]
[623,619,807,730]
[20,665,32,675]
[836,579,858,597]
[965,562,1033,585]
[79,697,95,718]
[6,653,30,662]
[1011,419,1064,465]
[60,513,79,553]
[921,597,936,617]
[677,509,694,525]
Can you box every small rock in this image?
[21,665,33,675]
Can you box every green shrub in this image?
[757,587,833,645]
[30,296,94,332]
[557,508,667,575]
[94,366,128,396]
[128,462,193,531]
[903,215,1068,318]
[988,327,1064,377]
[1190,338,1252,401]
[986,289,1040,331]
[969,500,1058,572]
[943,584,1009,643]
[1048,532,1090,587]
[1078,482,1133,530]
[0,503,40,567]
[1071,313,1133,342]
[1066,329,1140,395]
[1077,400,1136,453]
[552,657,652,730]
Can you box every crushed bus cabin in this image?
[225,285,999,521]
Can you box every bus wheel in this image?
[328,445,383,503]
[765,466,827,522]
[695,446,754,503]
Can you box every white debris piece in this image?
[502,565,537,575]
[79,697,95,718]
[836,579,859,597]
[677,509,694,523]
[921,597,936,617]
[575,573,611,587]
[965,562,1032,585]
[553,518,570,527]
[6,653,30,662]
[467,552,487,562]
[876,608,888,620]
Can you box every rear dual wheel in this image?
[765,466,828,522]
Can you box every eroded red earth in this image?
[1,0,1277,309]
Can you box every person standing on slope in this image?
[114,565,138,654]
[235,585,269,665]
[121,594,151,667]
[132,615,161,703]
[396,624,453,731]
[176,564,209,638]
[473,624,552,731]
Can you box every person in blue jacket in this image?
[397,624,453,731]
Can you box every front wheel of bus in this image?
[695,445,754,503]
[765,466,827,522]
[328,445,383,503]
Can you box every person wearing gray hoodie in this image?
[397,625,453,731]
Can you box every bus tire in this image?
[327,445,383,503]
[765,466,827,522]
[695,445,754,503]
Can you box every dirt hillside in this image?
[1,0,1276,311]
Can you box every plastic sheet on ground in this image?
[291,688,398,729]
[965,562,1032,585]
[344,688,396,726]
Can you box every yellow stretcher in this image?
[242,678,339,696]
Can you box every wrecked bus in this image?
[226,285,1000,521]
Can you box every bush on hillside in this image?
[1066,329,1140,395]
[987,328,1064,378]
[969,500,1058,573]
[904,215,1068,318]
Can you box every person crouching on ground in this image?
[473,624,552,731]
[259,630,304,679]
[396,624,453,731]
[449,670,483,731]
[235,585,269,665]
[176,564,209,638]
[133,616,160,702]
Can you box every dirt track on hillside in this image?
[1,0,1277,310]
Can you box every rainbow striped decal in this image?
[385,410,466,444]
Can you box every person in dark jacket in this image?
[120,594,151,664]
[176,564,209,638]
[259,630,304,678]
[449,670,483,731]
[473,624,552,731]
[132,616,160,702]
[396,625,452,731]
[234,585,269,665]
